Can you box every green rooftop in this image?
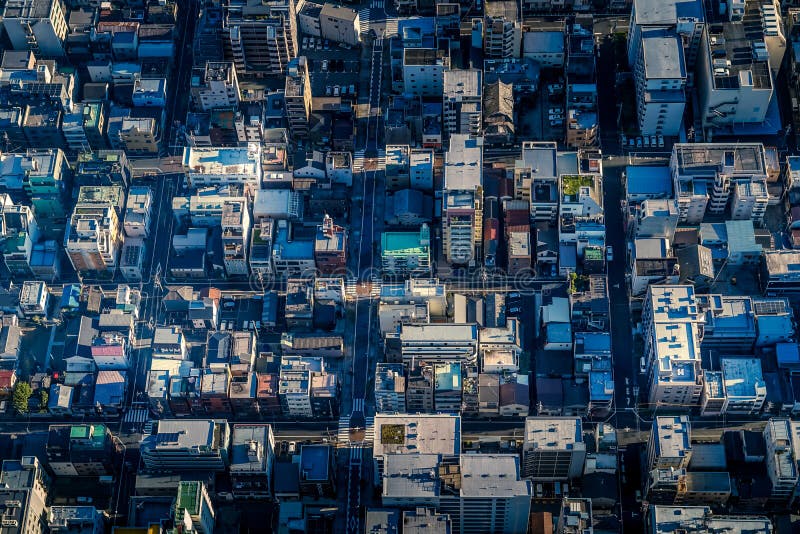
[70,424,107,447]
[382,232,429,257]
[562,175,595,197]
[176,481,201,516]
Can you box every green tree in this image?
[12,382,32,414]
[38,390,49,413]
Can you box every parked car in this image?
[650,135,657,147]
[550,119,564,126]
[658,135,665,147]
[321,59,329,71]
[636,137,643,148]
[606,245,614,262]
[507,307,522,316]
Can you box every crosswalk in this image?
[364,417,375,443]
[345,277,358,298]
[123,408,149,424]
[385,17,399,37]
[143,420,154,435]
[370,0,383,8]
[370,275,382,298]
[358,9,370,34]
[353,149,365,172]
[352,398,364,412]
[338,416,351,443]
[350,444,363,464]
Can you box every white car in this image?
[650,135,657,147]
[549,107,561,114]
[658,135,665,147]
[606,245,614,262]
[549,114,564,120]
[321,59,329,71]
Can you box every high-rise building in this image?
[521,417,586,480]
[442,135,483,266]
[2,0,68,57]
[141,419,230,471]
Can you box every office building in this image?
[229,424,275,499]
[123,186,152,238]
[191,61,241,111]
[46,424,114,477]
[64,188,123,275]
[648,506,772,534]
[221,199,251,276]
[627,0,704,71]
[174,481,215,534]
[720,358,766,415]
[222,0,299,76]
[375,363,406,412]
[47,506,103,534]
[697,294,756,352]
[763,418,799,504]
[314,215,347,274]
[2,0,68,57]
[403,48,450,97]
[141,419,230,471]
[443,70,482,138]
[442,135,483,266]
[0,457,49,534]
[521,417,586,480]
[182,144,262,191]
[400,323,479,364]
[319,3,360,46]
[381,225,432,277]
[647,416,692,471]
[634,30,687,136]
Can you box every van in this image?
[223,300,235,309]
[288,441,297,454]
[640,357,647,374]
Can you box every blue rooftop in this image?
[626,166,673,198]
[300,444,330,481]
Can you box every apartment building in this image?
[229,424,275,499]
[634,30,687,136]
[403,48,450,97]
[64,188,123,275]
[642,286,704,407]
[221,199,251,276]
[697,294,756,352]
[375,363,406,412]
[319,3,360,46]
[763,418,799,504]
[140,419,230,471]
[627,0,704,73]
[521,417,586,480]
[384,145,434,191]
[514,141,558,221]
[2,0,68,57]
[443,70,482,138]
[284,57,313,138]
[123,186,152,238]
[442,135,483,266]
[647,416,692,471]
[191,61,241,111]
[222,0,299,76]
[671,143,769,224]
[483,0,520,59]
[0,456,49,534]
[762,251,800,295]
[183,144,262,191]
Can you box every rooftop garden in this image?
[562,175,595,197]
[380,424,405,445]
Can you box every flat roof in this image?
[230,424,272,472]
[183,145,261,176]
[523,417,583,449]
[444,135,482,191]
[633,0,704,25]
[653,416,691,459]
[383,454,440,498]
[642,31,686,79]
[721,357,765,399]
[460,454,530,497]
[372,413,461,458]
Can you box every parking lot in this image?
[518,78,565,142]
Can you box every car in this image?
[550,119,564,126]
[507,307,522,316]
[303,37,309,49]
[636,137,643,148]
[550,264,557,277]
[658,135,665,147]
[321,59,329,71]
[223,300,235,309]
[288,441,297,454]
[548,107,561,114]
[508,292,521,300]
[650,135,657,147]
[629,138,635,147]
[606,245,614,262]
[643,136,650,147]
[323,39,330,50]
[549,115,564,121]
[640,357,647,373]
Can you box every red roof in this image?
[91,344,125,357]
[0,370,15,388]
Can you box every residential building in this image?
[763,418,798,504]
[46,424,114,477]
[18,148,69,229]
[140,419,230,471]
[399,323,479,365]
[443,70,482,138]
[19,280,48,316]
[521,417,586,480]
[284,57,313,138]
[720,358,766,415]
[522,25,565,68]
[221,199,251,276]
[299,444,336,497]
[671,143,769,224]
[278,367,312,417]
[222,0,298,76]
[182,144,262,191]
[762,251,800,295]
[634,30,687,136]
[402,508,451,534]
[648,506,772,534]
[174,481,215,534]
[64,189,123,275]
[375,363,406,412]
[272,221,315,277]
[384,145,435,191]
[191,61,241,111]
[2,0,68,57]
[482,0,520,59]
[314,215,346,274]
[514,141,558,221]
[442,135,483,266]
[557,499,592,534]
[132,78,167,108]
[627,0,704,72]
[403,48,449,97]
[118,117,161,155]
[229,424,275,499]
[406,365,435,412]
[642,285,704,407]
[0,456,49,534]
[434,362,462,412]
[123,186,152,238]
[381,225,432,278]
[647,416,692,472]
[47,506,103,534]
[484,81,515,146]
[697,294,756,352]
[319,3,360,46]
[700,371,727,416]
[753,298,795,346]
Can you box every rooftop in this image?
[642,31,686,79]
[653,415,691,459]
[721,357,765,399]
[523,417,584,450]
[459,454,530,497]
[230,424,272,473]
[373,414,461,458]
[183,144,261,176]
[633,0,704,25]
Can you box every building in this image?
[670,143,769,224]
[402,508,451,534]
[634,30,687,136]
[64,189,123,275]
[627,0,704,72]
[140,419,230,471]
[375,363,406,412]
[319,3,360,46]
[434,362,462,412]
[443,70,482,138]
[406,365,434,412]
[2,0,68,57]
[118,117,161,155]
[647,416,692,472]
[372,413,461,482]
[648,506,772,533]
[697,294,756,352]
[442,135,483,266]
[191,61,241,111]
[221,199,251,276]
[522,417,586,480]
[46,424,114,477]
[229,424,275,499]
[0,456,49,534]
[763,418,798,504]
[314,215,346,274]
[400,323,479,365]
[299,444,336,497]
[484,81,515,146]
[47,506,103,534]
[123,186,153,238]
[284,57,313,138]
[557,499,592,534]
[642,286,704,407]
[762,251,800,295]
[182,144,262,191]
[19,280,48,316]
[222,0,299,77]
[174,481,215,534]
[403,48,450,97]
[381,225,432,278]
[483,0,520,59]
[719,358,766,415]
[384,145,435,191]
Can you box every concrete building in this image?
[762,251,800,295]
[648,506,772,534]
[119,236,145,281]
[174,481,215,534]
[671,143,769,224]
[375,363,407,412]
[183,144,262,191]
[123,186,152,238]
[221,199,251,276]
[381,225,432,278]
[400,323,479,365]
[229,424,275,499]
[719,357,766,415]
[647,416,692,471]
[634,30,687,136]
[222,0,299,77]
[482,0,520,59]
[284,57,313,138]
[140,419,230,471]
[319,3,360,46]
[522,417,586,480]
[627,0,704,72]
[64,189,123,275]
[402,508,452,534]
[0,456,49,534]
[118,117,161,155]
[642,285,704,408]
[557,498,592,534]
[47,506,103,534]
[763,418,799,504]
[191,61,241,111]
[45,424,114,477]
[442,135,483,266]
[697,294,756,352]
[443,70,482,138]
[384,145,435,191]
[403,48,450,98]
[314,215,347,274]
[2,0,68,57]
